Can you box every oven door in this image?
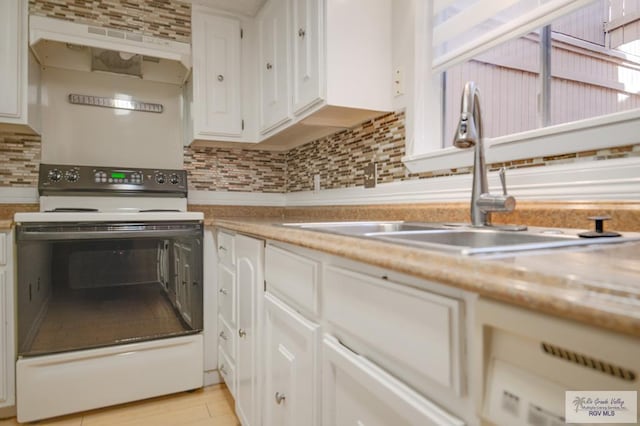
[15,221,203,357]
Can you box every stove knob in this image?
[169,174,180,185]
[65,169,79,182]
[155,173,166,184]
[48,169,63,182]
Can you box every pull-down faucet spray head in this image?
[453,81,481,149]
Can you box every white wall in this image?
[40,67,183,169]
[391,0,414,112]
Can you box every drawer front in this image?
[217,231,235,266]
[218,263,236,326]
[265,244,319,316]
[218,314,235,361]
[0,233,5,266]
[322,335,465,426]
[218,345,236,398]
[323,265,462,394]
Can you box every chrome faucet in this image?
[453,81,521,228]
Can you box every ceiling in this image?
[190,0,267,16]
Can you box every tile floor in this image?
[0,384,239,426]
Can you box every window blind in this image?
[432,0,597,73]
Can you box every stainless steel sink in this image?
[281,221,446,235]
[282,221,639,255]
[368,229,589,255]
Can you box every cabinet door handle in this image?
[219,331,228,340]
[219,287,228,295]
[217,74,224,82]
[298,28,306,38]
[275,392,286,404]
[218,245,227,252]
[220,364,227,375]
[238,328,246,338]
[266,63,273,70]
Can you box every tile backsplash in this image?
[29,0,191,43]
[3,112,640,194]
[0,132,41,187]
[184,145,286,193]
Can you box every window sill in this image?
[403,109,640,173]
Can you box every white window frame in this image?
[402,0,640,174]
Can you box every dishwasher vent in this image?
[541,342,636,381]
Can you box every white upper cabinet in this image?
[291,0,322,115]
[187,0,392,148]
[189,8,243,142]
[257,0,393,143]
[0,0,41,133]
[258,0,292,133]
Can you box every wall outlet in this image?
[394,67,404,96]
[364,163,377,188]
[313,174,321,192]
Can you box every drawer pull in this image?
[218,245,227,252]
[238,328,246,338]
[219,331,228,340]
[219,288,228,295]
[298,28,306,38]
[275,392,286,404]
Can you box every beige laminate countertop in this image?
[209,218,640,338]
[0,220,12,230]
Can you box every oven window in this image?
[16,231,203,357]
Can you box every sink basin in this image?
[281,221,445,235]
[369,229,588,255]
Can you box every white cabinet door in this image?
[322,335,465,426]
[191,11,243,139]
[263,292,320,426]
[0,0,22,119]
[236,235,264,426]
[259,0,292,133]
[292,0,322,114]
[0,231,15,409]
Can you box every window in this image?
[404,0,640,173]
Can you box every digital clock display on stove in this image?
[111,172,126,179]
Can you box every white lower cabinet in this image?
[263,292,320,426]
[0,230,15,411]
[236,235,265,426]
[322,335,465,426]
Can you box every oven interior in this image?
[17,232,203,357]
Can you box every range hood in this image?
[29,15,191,85]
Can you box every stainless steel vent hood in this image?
[29,15,191,85]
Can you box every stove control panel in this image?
[39,164,188,197]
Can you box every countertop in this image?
[209,218,640,338]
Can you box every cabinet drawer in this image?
[217,263,236,326]
[323,265,463,395]
[0,233,5,265]
[218,315,235,361]
[322,335,465,426]
[265,244,320,316]
[217,231,235,266]
[218,345,236,398]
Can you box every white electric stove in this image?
[14,163,205,422]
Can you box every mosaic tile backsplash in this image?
[0,132,41,187]
[184,145,286,193]
[3,112,640,193]
[29,0,191,43]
